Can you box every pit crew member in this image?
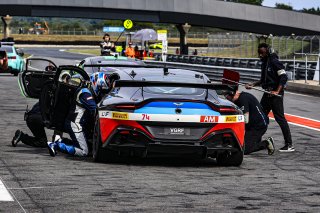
[225,87,275,155]
[245,43,294,152]
[47,72,97,157]
[11,102,47,148]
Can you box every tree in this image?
[302,7,320,15]
[275,3,293,10]
[237,0,264,6]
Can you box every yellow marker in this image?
[112,112,129,120]
[225,116,237,122]
[123,19,133,29]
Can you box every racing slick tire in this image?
[216,150,243,167]
[92,116,120,163]
[92,116,104,162]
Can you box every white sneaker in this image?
[54,135,62,143]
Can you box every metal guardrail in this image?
[152,53,318,83]
[293,53,320,85]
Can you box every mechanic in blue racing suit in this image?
[47,73,97,157]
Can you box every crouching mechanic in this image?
[225,88,275,155]
[47,72,97,157]
[11,102,47,148]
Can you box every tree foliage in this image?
[302,7,320,15]
[275,3,293,10]
[237,0,264,6]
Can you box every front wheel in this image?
[216,150,243,167]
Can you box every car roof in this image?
[86,56,145,65]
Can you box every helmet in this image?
[90,72,110,96]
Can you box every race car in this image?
[0,42,25,76]
[78,55,146,74]
[19,57,245,166]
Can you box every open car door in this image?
[40,65,90,132]
[18,58,57,98]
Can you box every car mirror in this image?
[16,48,24,57]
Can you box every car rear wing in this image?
[0,42,14,46]
[114,80,236,98]
[114,80,234,90]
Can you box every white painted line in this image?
[8,186,47,190]
[0,180,14,201]
[285,113,320,123]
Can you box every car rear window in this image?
[0,46,13,53]
[142,76,206,95]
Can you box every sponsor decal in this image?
[170,128,184,135]
[142,114,150,120]
[200,116,219,123]
[101,111,109,117]
[225,116,237,122]
[112,112,129,120]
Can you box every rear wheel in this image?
[92,116,120,163]
[92,116,104,162]
[216,150,243,167]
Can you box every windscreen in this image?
[0,46,13,53]
[142,76,206,95]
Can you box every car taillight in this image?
[8,56,16,60]
[114,105,137,109]
[218,107,238,113]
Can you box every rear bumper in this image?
[102,126,242,158]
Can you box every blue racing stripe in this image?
[134,102,221,115]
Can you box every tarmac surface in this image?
[0,48,320,212]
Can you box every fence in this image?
[207,33,320,60]
[293,53,320,84]
[152,53,319,84]
[9,27,210,38]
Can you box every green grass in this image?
[66,49,100,55]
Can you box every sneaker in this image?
[266,137,275,155]
[11,130,22,147]
[54,135,62,142]
[279,144,295,152]
[47,141,57,157]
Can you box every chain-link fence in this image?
[207,33,320,60]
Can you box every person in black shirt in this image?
[100,33,115,56]
[245,43,294,152]
[225,89,275,155]
[11,102,47,148]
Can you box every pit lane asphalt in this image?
[0,47,320,212]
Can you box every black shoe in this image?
[47,141,57,157]
[12,130,22,147]
[265,137,275,155]
[279,144,295,152]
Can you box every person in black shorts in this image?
[225,88,275,155]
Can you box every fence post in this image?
[305,54,308,84]
[318,54,320,85]
[293,54,296,82]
